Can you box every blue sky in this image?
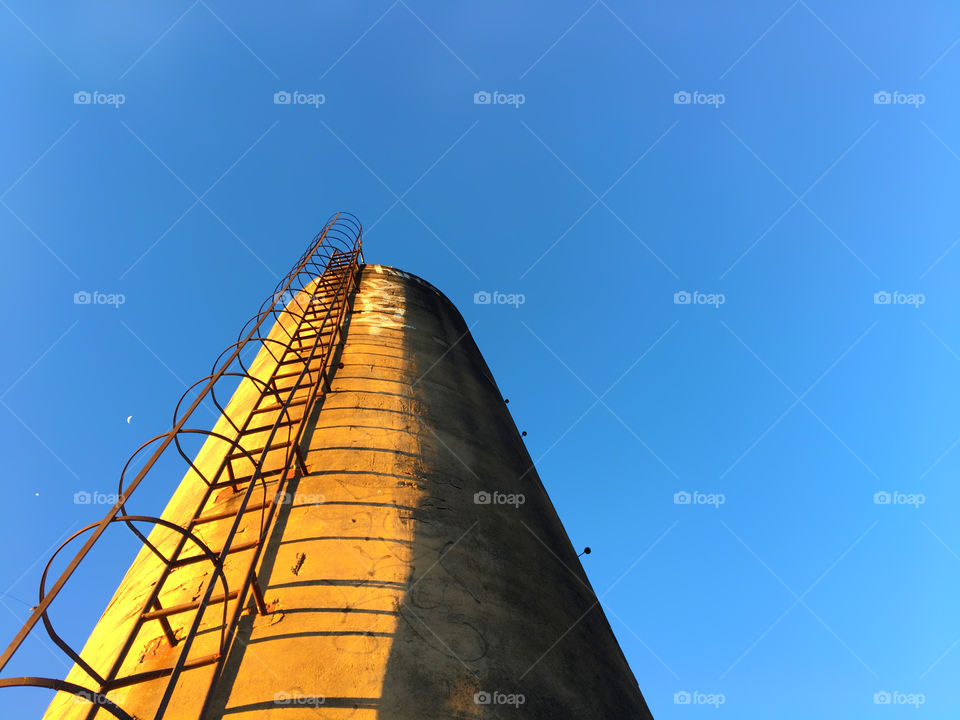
[2,1,960,717]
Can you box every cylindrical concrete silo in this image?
[202,263,654,718]
[11,220,652,719]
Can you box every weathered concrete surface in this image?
[45,265,653,719]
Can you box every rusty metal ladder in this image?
[0,214,364,720]
[86,249,360,719]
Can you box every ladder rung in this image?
[295,328,336,340]
[303,299,336,308]
[291,335,332,348]
[271,381,316,397]
[300,305,341,318]
[277,354,318,367]
[226,441,291,462]
[208,467,286,490]
[303,294,343,305]
[103,653,221,689]
[295,326,335,340]
[296,312,335,324]
[171,539,259,569]
[141,590,240,621]
[288,344,328,356]
[239,417,301,435]
[270,381,317,397]
[195,497,273,525]
[274,368,319,381]
[251,396,309,416]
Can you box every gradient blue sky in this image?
[2,2,960,717]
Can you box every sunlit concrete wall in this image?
[46,265,653,720]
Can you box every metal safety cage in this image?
[0,211,364,719]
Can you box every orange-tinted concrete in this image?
[46,265,653,719]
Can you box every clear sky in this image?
[2,2,959,718]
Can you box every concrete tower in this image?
[1,217,654,719]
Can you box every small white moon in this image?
[126,416,133,424]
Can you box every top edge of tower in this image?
[359,263,456,307]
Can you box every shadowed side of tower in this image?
[204,265,653,718]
